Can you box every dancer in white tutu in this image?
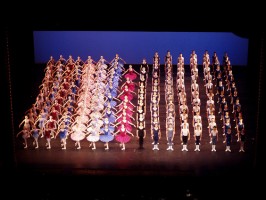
[86,122,101,150]
[71,121,87,149]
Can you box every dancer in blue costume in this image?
[55,124,68,150]
[110,53,126,66]
[99,123,115,150]
[30,125,41,149]
[104,92,120,107]
[111,69,122,88]
[106,81,120,97]
[103,107,117,123]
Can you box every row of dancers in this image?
[136,59,149,149]
[150,53,161,150]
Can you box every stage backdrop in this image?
[33,31,248,66]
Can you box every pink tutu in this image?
[115,133,131,143]
[124,71,137,80]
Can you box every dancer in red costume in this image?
[114,124,134,150]
[123,65,139,81]
[121,77,137,91]
[43,115,58,149]
[117,85,136,101]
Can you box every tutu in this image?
[100,134,114,143]
[71,131,85,141]
[119,102,133,110]
[104,100,117,107]
[117,116,132,123]
[104,111,116,122]
[121,82,135,91]
[119,93,133,101]
[115,134,131,143]
[86,134,100,142]
[79,115,89,124]
[124,71,137,81]
[117,109,133,116]
[72,123,87,132]
[99,129,114,143]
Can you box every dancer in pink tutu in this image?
[115,116,136,132]
[117,85,137,101]
[117,95,136,110]
[121,77,137,91]
[123,65,140,81]
[114,124,134,150]
[116,109,135,123]
[116,104,135,117]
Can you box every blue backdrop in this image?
[33,31,248,66]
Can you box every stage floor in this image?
[14,133,256,177]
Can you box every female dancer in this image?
[70,121,87,150]
[100,123,115,150]
[19,115,34,132]
[114,124,134,151]
[117,85,137,101]
[86,122,100,150]
[43,115,58,149]
[123,65,140,81]
[55,124,68,150]
[30,125,41,149]
[16,129,30,149]
[121,77,137,92]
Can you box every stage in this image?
[13,64,257,177]
[8,63,260,200]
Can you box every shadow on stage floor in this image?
[14,136,256,177]
[4,144,261,200]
